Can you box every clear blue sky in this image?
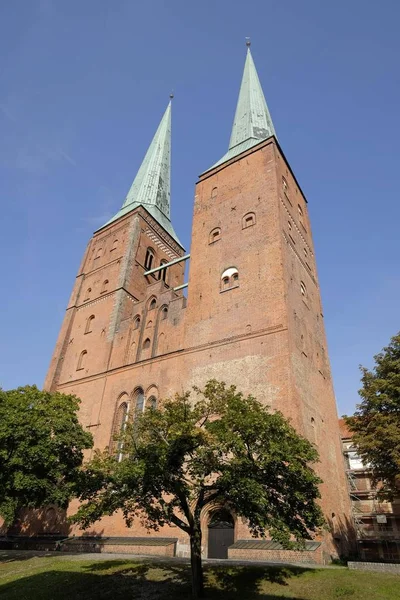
[1,1,399,416]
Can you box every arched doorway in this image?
[207,509,235,559]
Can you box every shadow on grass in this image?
[0,550,53,564]
[208,563,312,592]
[0,559,314,600]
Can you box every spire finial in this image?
[169,91,174,100]
[245,37,251,47]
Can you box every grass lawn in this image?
[0,554,399,600]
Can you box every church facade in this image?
[43,46,351,562]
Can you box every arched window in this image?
[77,350,87,371]
[110,397,129,456]
[158,260,168,283]
[209,227,221,244]
[133,388,145,416]
[242,212,256,229]
[211,186,218,199]
[110,239,118,252]
[95,247,102,260]
[220,267,239,292]
[147,396,157,410]
[83,287,91,302]
[133,315,141,330]
[161,306,168,321]
[144,248,155,270]
[298,204,304,218]
[146,320,153,328]
[143,338,151,350]
[85,315,95,334]
[300,281,307,297]
[209,509,234,529]
[149,298,157,311]
[282,176,288,191]
[101,280,109,294]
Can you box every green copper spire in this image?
[101,100,181,246]
[209,44,276,170]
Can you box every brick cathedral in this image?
[44,45,351,562]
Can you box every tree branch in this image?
[194,485,205,519]
[173,483,194,529]
[170,513,190,533]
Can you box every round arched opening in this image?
[207,509,234,559]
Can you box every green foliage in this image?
[74,380,324,597]
[0,385,93,525]
[74,380,324,541]
[346,333,400,498]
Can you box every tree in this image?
[346,332,400,499]
[0,385,93,526]
[73,380,324,599]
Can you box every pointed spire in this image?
[100,100,181,246]
[209,44,276,170]
[122,101,172,219]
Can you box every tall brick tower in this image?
[42,45,351,562]
[181,44,351,560]
[44,99,187,447]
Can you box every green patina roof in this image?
[230,540,321,551]
[207,47,276,171]
[100,101,182,247]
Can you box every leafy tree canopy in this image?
[346,332,400,498]
[0,385,93,526]
[73,380,324,598]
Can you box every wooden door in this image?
[208,523,234,558]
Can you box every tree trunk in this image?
[190,525,204,599]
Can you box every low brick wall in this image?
[99,543,175,557]
[60,540,176,557]
[228,547,323,564]
[348,561,400,574]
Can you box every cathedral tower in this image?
[44,100,187,450]
[43,46,351,562]
[182,45,351,559]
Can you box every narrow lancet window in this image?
[85,315,95,334]
[77,350,87,370]
[145,248,155,270]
